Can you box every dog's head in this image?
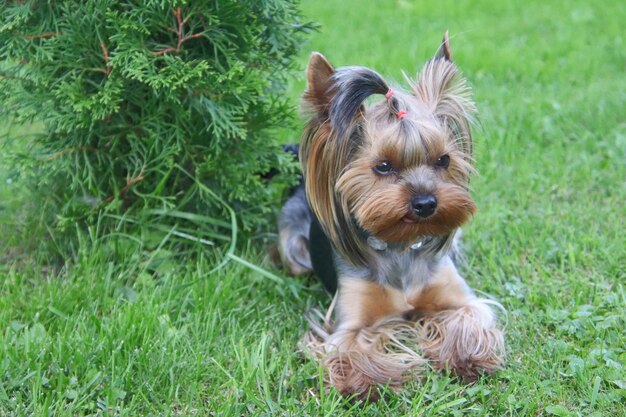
[300,34,477,266]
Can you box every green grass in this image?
[1,0,625,415]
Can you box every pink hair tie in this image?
[385,88,394,100]
[397,110,408,120]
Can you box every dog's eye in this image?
[435,155,450,169]
[373,161,393,175]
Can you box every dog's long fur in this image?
[279,33,504,400]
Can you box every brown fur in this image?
[302,279,425,401]
[303,266,505,399]
[406,263,473,312]
[335,279,408,327]
[418,300,505,379]
[320,322,425,401]
[302,52,336,115]
[408,265,505,378]
[300,48,476,266]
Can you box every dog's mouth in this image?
[401,215,418,224]
[400,211,447,235]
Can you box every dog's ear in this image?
[414,38,475,157]
[300,54,377,267]
[304,52,336,116]
[436,31,453,61]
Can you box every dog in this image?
[278,33,504,401]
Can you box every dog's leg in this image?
[407,261,505,379]
[277,186,313,276]
[319,278,424,400]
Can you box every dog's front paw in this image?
[323,350,395,402]
[418,299,505,380]
[304,322,425,401]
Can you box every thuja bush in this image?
[0,1,311,255]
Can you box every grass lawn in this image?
[1,0,625,415]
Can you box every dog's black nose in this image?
[411,194,437,217]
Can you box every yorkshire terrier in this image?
[278,33,504,400]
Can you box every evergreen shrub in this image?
[0,0,311,254]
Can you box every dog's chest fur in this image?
[335,243,447,291]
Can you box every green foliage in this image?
[0,0,311,254]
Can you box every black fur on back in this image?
[329,66,390,138]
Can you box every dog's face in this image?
[336,107,476,244]
[300,37,477,264]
